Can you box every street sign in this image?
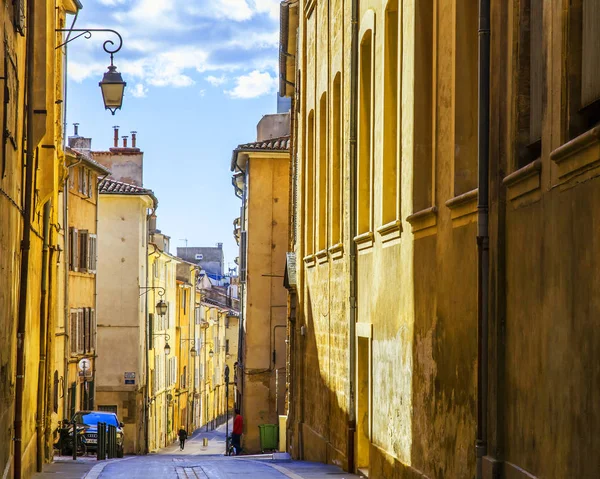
[124,372,136,385]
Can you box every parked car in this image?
[72,410,125,457]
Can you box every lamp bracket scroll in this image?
[139,286,166,297]
[55,28,123,63]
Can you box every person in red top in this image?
[232,408,243,454]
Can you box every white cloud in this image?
[251,0,280,20]
[206,75,227,86]
[130,83,148,98]
[209,0,254,21]
[98,0,125,5]
[226,70,277,99]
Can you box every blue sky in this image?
[66,0,283,270]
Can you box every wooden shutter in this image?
[89,234,97,273]
[240,231,247,282]
[582,0,600,107]
[70,228,79,272]
[53,371,59,413]
[69,382,77,418]
[77,310,85,354]
[149,313,154,349]
[70,311,78,355]
[90,309,96,351]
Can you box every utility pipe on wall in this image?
[347,0,359,472]
[476,0,491,478]
[36,201,51,472]
[14,0,38,474]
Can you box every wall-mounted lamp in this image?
[56,28,126,114]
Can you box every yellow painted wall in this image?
[291,0,477,476]
[0,0,75,475]
[241,152,290,452]
[96,193,153,454]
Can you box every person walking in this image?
[178,426,188,451]
[231,409,243,455]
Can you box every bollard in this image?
[203,437,208,447]
[108,425,117,458]
[97,422,105,460]
[72,420,77,460]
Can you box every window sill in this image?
[303,254,316,268]
[502,159,542,207]
[376,219,402,243]
[328,243,344,260]
[445,188,478,226]
[550,125,600,181]
[406,206,437,238]
[315,249,329,264]
[353,231,374,252]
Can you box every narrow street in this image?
[34,422,361,479]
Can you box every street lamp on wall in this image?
[56,28,126,114]
[156,300,168,317]
[152,332,171,356]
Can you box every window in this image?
[413,0,434,212]
[78,230,89,272]
[318,93,328,251]
[182,366,187,388]
[69,169,75,190]
[358,30,373,234]
[453,0,478,193]
[240,231,247,282]
[225,339,230,354]
[78,166,85,195]
[149,313,154,349]
[98,405,118,414]
[183,289,187,315]
[87,170,94,198]
[515,0,544,168]
[53,371,59,413]
[331,74,342,245]
[70,308,95,355]
[567,0,600,137]
[383,2,400,224]
[305,110,315,254]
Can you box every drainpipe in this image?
[14,0,38,474]
[476,0,491,478]
[36,201,51,472]
[347,0,359,472]
[144,204,156,454]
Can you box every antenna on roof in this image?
[179,238,188,248]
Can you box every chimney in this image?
[122,136,128,148]
[113,126,119,147]
[148,213,157,233]
[217,242,223,249]
[73,123,79,136]
[131,131,137,148]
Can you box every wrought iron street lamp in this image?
[152,332,171,355]
[156,299,168,317]
[56,28,126,114]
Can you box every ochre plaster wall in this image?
[243,153,290,452]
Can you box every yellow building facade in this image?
[53,148,109,439]
[282,1,600,478]
[147,235,180,451]
[0,0,84,476]
[231,135,291,452]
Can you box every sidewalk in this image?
[32,455,99,479]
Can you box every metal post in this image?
[224,366,230,455]
[71,420,77,460]
[97,422,105,460]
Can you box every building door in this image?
[357,336,371,471]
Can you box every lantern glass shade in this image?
[99,65,126,115]
[190,347,197,358]
[164,342,171,356]
[156,300,168,316]
[209,349,214,359]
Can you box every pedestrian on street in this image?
[231,409,243,455]
[178,426,188,451]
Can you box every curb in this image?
[83,457,133,479]
[257,461,304,479]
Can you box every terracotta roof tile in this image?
[236,135,290,152]
[99,177,153,196]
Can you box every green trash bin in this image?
[258,424,279,451]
